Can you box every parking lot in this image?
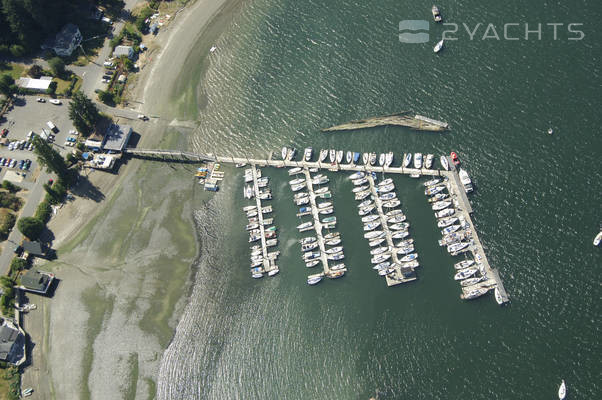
[0,95,77,184]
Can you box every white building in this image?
[16,76,53,91]
[113,45,134,60]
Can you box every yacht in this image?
[289,178,305,185]
[304,147,313,161]
[447,241,469,253]
[379,192,396,201]
[324,232,340,239]
[594,231,602,246]
[350,171,366,180]
[460,275,486,287]
[307,276,323,285]
[424,178,441,187]
[413,153,423,169]
[558,380,566,400]
[386,209,403,217]
[325,237,342,246]
[382,199,401,208]
[353,177,368,186]
[369,152,377,165]
[403,153,412,167]
[433,39,444,53]
[442,224,462,235]
[321,216,336,224]
[378,267,395,276]
[494,286,504,304]
[331,263,346,271]
[303,251,321,260]
[291,183,306,192]
[297,221,313,230]
[400,253,418,262]
[391,230,410,239]
[359,199,373,208]
[243,205,257,212]
[336,150,344,164]
[364,230,385,239]
[371,253,392,264]
[389,222,409,231]
[459,169,474,193]
[329,149,336,163]
[295,197,310,205]
[281,147,288,160]
[440,155,449,170]
[369,238,386,247]
[327,253,345,261]
[454,260,474,270]
[437,216,458,228]
[318,201,332,209]
[252,272,264,279]
[385,152,394,167]
[346,151,353,164]
[395,246,414,255]
[362,214,380,223]
[432,5,442,22]
[288,167,302,175]
[358,206,375,216]
[312,176,329,185]
[355,191,371,201]
[425,184,447,196]
[300,236,317,245]
[325,246,343,254]
[432,200,452,211]
[353,152,360,164]
[461,288,489,300]
[287,148,297,161]
[302,242,319,251]
[378,153,386,166]
[378,178,393,187]
[428,193,449,202]
[454,266,478,280]
[436,208,455,218]
[353,185,369,194]
[377,184,395,193]
[373,261,391,270]
[294,192,309,200]
[362,153,370,165]
[319,207,334,215]
[364,221,382,231]
[268,268,279,277]
[425,154,434,169]
[315,187,330,194]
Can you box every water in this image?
[158,0,601,398]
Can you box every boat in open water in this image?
[432,5,442,22]
[558,380,567,400]
[307,276,323,285]
[433,39,444,53]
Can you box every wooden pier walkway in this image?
[250,166,275,274]
[302,168,331,275]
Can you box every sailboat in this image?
[434,39,444,53]
[558,380,566,400]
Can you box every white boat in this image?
[336,150,344,163]
[378,178,393,187]
[386,209,403,217]
[325,237,342,246]
[303,251,321,260]
[362,153,370,165]
[425,154,434,169]
[558,380,566,400]
[324,232,340,239]
[461,288,489,300]
[373,261,391,270]
[428,193,449,202]
[432,200,452,211]
[302,242,319,251]
[294,192,309,200]
[289,178,305,185]
[391,230,409,239]
[317,202,332,209]
[243,205,257,212]
[403,153,412,167]
[327,253,344,261]
[295,197,309,205]
[362,214,380,223]
[434,39,444,53]
[209,45,217,53]
[387,215,406,223]
[300,236,317,244]
[436,208,455,218]
[297,221,313,230]
[315,187,329,194]
[594,231,602,246]
[413,153,423,169]
[364,221,381,231]
[312,176,329,185]
[291,183,306,192]
[252,273,263,279]
[304,147,313,161]
[370,246,390,255]
[379,192,396,201]
[350,171,365,180]
[329,149,336,163]
[378,267,395,276]
[400,253,418,262]
[395,245,414,255]
[326,246,343,254]
[364,230,384,239]
[461,276,486,287]
[319,149,329,162]
[268,268,279,277]
[355,190,371,201]
[438,216,458,228]
[358,206,375,216]
[382,199,401,208]
[359,200,373,208]
[352,185,369,193]
[369,153,377,165]
[245,223,259,231]
[305,259,320,268]
[377,184,395,193]
[307,276,323,285]
[385,152,394,167]
[459,169,474,193]
[432,5,442,22]
[440,155,449,171]
[331,263,346,271]
[369,238,386,247]
[319,207,334,215]
[494,287,504,304]
[321,216,337,224]
[378,153,386,166]
[346,151,353,163]
[287,148,297,160]
[454,266,478,280]
[371,253,391,264]
[447,241,469,253]
[389,222,409,231]
[442,224,461,235]
[424,178,441,187]
[353,177,368,186]
[425,185,447,196]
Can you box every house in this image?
[21,240,47,258]
[16,76,53,92]
[102,124,132,152]
[0,319,25,366]
[20,269,55,295]
[113,45,134,60]
[49,23,82,56]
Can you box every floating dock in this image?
[250,166,278,275]
[302,168,331,275]
[321,111,449,132]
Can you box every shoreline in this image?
[22,0,240,398]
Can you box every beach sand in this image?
[20,0,241,398]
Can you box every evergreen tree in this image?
[31,135,70,181]
[0,74,17,96]
[69,91,100,135]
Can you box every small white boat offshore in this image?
[307,276,323,285]
[440,155,449,170]
[593,231,602,246]
[558,380,566,400]
[434,39,444,53]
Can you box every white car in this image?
[36,98,45,103]
[49,99,61,105]
[103,61,114,67]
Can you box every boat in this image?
[319,149,329,162]
[321,216,336,224]
[440,155,449,170]
[355,191,371,201]
[428,192,449,202]
[317,202,332,209]
[346,151,353,164]
[294,191,309,199]
[329,149,336,163]
[359,200,373,208]
[432,200,452,211]
[312,176,329,185]
[327,270,345,279]
[387,215,406,223]
[453,266,478,280]
[382,199,401,208]
[558,380,566,400]
[291,183,306,192]
[306,259,320,268]
[353,177,368,186]
[301,236,317,245]
[297,221,313,230]
[379,192,396,201]
[459,169,474,193]
[352,185,369,193]
[281,147,288,160]
[395,246,414,255]
[295,197,310,205]
[385,152,394,167]
[289,178,305,185]
[461,288,489,300]
[400,253,418,262]
[371,253,391,264]
[317,192,332,199]
[389,222,409,231]
[413,153,423,169]
[433,39,444,53]
[331,263,346,271]
[325,237,342,246]
[362,214,380,223]
[450,151,460,165]
[246,210,258,218]
[364,221,381,231]
[353,152,360,163]
[594,231,602,246]
[302,242,319,251]
[268,268,279,277]
[425,185,447,196]
[336,150,344,163]
[369,152,377,165]
[378,153,385,166]
[326,246,343,254]
[494,287,504,304]
[304,147,313,161]
[402,260,419,269]
[432,5,442,22]
[266,238,278,247]
[442,224,462,235]
[364,230,384,239]
[403,153,412,167]
[252,273,264,279]
[447,241,469,253]
[287,148,297,160]
[358,206,375,216]
[461,276,486,287]
[378,178,393,187]
[245,223,259,231]
[391,230,410,239]
[373,261,391,271]
[307,276,323,285]
[438,216,459,228]
[386,209,403,217]
[424,178,441,187]
[243,205,257,212]
[425,154,434,169]
[349,171,365,180]
[303,251,321,260]
[319,207,334,215]
[370,246,390,255]
[376,184,395,193]
[324,232,340,239]
[378,267,395,276]
[315,187,330,194]
[327,253,344,261]
[362,153,370,165]
[436,208,455,218]
[369,238,386,247]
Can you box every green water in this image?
[156,0,601,398]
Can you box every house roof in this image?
[55,23,81,50]
[17,77,53,91]
[22,240,44,256]
[113,45,133,57]
[21,269,51,292]
[0,321,23,363]
[103,124,132,152]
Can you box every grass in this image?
[144,378,156,400]
[0,366,20,400]
[0,63,25,81]
[123,353,139,400]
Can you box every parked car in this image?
[137,114,149,121]
[1,128,8,137]
[36,98,45,102]
[18,160,24,169]
[102,75,112,80]
[102,78,110,83]
[103,61,114,67]
[27,143,34,151]
[105,70,114,75]
[9,159,16,168]
[24,159,31,170]
[49,99,61,105]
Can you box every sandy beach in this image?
[20,0,240,398]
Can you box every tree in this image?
[28,64,43,78]
[97,89,114,105]
[17,216,44,240]
[68,91,100,135]
[0,74,17,97]
[9,258,26,274]
[46,80,57,95]
[48,56,65,77]
[31,135,71,182]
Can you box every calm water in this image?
[158,0,601,398]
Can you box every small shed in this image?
[113,45,134,59]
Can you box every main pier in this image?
[302,168,330,275]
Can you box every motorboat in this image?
[327,253,345,261]
[245,223,259,231]
[558,380,566,400]
[386,209,403,217]
[425,154,434,169]
[378,153,386,166]
[373,261,391,271]
[364,221,381,231]
[438,216,459,228]
[459,169,474,193]
[325,237,342,246]
[362,153,370,165]
[246,210,258,218]
[594,231,602,246]
[327,270,345,279]
[396,238,414,247]
[385,152,394,167]
[402,260,419,269]
[433,39,444,53]
[369,153,377,165]
[436,208,455,218]
[324,232,340,239]
[252,273,264,279]
[330,263,346,271]
[312,176,329,185]
[378,267,395,276]
[304,147,313,161]
[243,205,257,212]
[315,187,330,194]
[318,201,332,209]
[297,221,313,230]
[353,177,368,186]
[454,266,478,280]
[387,215,406,223]
[294,192,309,200]
[379,192,396,201]
[391,230,409,239]
[325,246,343,254]
[317,149,327,162]
[494,287,504,304]
[425,184,447,196]
[300,236,317,245]
[389,223,409,231]
[291,183,306,192]
[432,5,442,22]
[303,251,321,260]
[378,178,393,187]
[403,153,412,167]
[307,276,323,285]
[362,214,380,223]
[295,197,310,205]
[317,192,332,199]
[281,147,288,160]
[268,268,279,277]
[358,206,375,216]
[382,199,401,208]
[428,192,449,202]
[413,153,423,169]
[302,242,319,251]
[364,230,384,239]
[353,152,360,164]
[355,190,371,201]
[352,185,369,193]
[395,246,414,255]
[336,150,344,164]
[400,253,418,262]
[321,216,336,224]
[359,200,373,208]
[424,178,441,187]
[432,200,452,211]
[370,246,390,255]
[369,238,386,247]
[266,238,278,247]
[289,178,305,185]
[461,288,489,300]
[440,155,449,171]
[377,184,395,193]
[346,151,353,164]
[329,149,336,163]
[461,276,486,287]
[319,207,334,215]
[442,224,462,235]
[287,148,297,160]
[349,171,366,180]
[447,241,469,253]
[450,151,460,165]
[371,253,392,264]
